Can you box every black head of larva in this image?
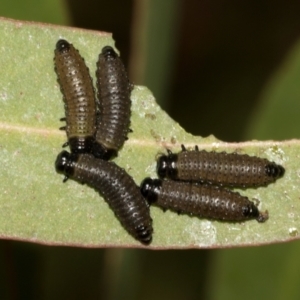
[55,150,77,177]
[265,163,285,178]
[140,178,162,204]
[156,150,178,179]
[56,39,71,53]
[101,46,118,59]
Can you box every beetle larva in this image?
[92,46,133,160]
[140,178,268,223]
[55,151,153,244]
[157,145,285,188]
[54,39,96,154]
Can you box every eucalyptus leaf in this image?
[0,17,298,249]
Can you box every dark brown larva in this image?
[140,178,268,223]
[54,39,96,154]
[55,151,153,245]
[92,46,133,160]
[157,145,285,188]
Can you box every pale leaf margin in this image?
[0,17,298,249]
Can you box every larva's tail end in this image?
[265,163,285,179]
[91,142,116,160]
[135,224,153,245]
[277,165,285,178]
[140,232,153,246]
[256,210,269,223]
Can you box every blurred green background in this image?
[2,0,300,299]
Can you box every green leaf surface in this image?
[0,17,298,249]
